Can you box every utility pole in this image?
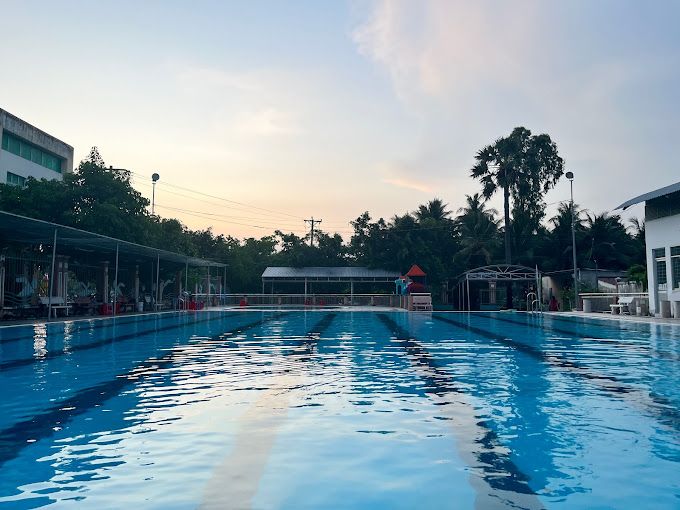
[304,217,322,247]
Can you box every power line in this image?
[126,169,305,220]
[304,217,322,246]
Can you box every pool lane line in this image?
[432,314,680,433]
[376,314,545,510]
[0,310,191,345]
[0,312,291,470]
[200,313,338,510]
[0,312,237,372]
[476,313,680,363]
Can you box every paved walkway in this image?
[550,310,680,326]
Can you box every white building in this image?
[0,108,74,186]
[617,181,680,317]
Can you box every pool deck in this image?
[551,310,680,326]
[1,307,677,329]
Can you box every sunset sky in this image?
[1,0,679,238]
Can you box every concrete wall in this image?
[645,213,680,316]
[0,109,74,184]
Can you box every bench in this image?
[609,295,634,315]
[39,297,72,318]
[410,293,433,312]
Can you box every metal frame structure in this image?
[0,211,225,319]
[261,266,401,303]
[457,264,542,311]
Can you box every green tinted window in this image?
[6,172,26,187]
[671,246,680,257]
[0,131,63,173]
[652,248,665,259]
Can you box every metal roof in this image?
[262,266,401,281]
[615,180,680,210]
[459,264,539,282]
[0,210,225,267]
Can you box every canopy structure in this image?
[261,266,401,298]
[0,211,225,319]
[0,211,224,268]
[615,180,680,210]
[457,264,542,311]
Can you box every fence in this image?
[192,293,404,309]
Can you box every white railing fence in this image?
[191,293,404,308]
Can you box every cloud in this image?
[382,177,433,194]
[352,0,680,218]
[235,108,303,136]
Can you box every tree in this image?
[583,212,634,270]
[471,127,564,306]
[454,194,501,268]
[471,127,564,264]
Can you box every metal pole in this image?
[185,259,188,295]
[466,277,470,312]
[207,266,211,307]
[155,253,160,311]
[113,243,119,317]
[152,181,156,215]
[570,178,578,310]
[48,228,57,320]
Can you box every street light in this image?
[151,173,160,215]
[566,171,578,310]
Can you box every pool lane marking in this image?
[200,314,338,510]
[376,314,545,510]
[0,312,233,371]
[432,315,680,433]
[0,313,290,470]
[477,313,680,363]
[0,311,190,345]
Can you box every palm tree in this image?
[415,198,452,222]
[454,194,501,268]
[542,202,585,271]
[583,212,634,270]
[470,127,564,265]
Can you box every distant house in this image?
[617,181,680,317]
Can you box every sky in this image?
[1,0,679,239]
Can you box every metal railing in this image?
[191,293,403,308]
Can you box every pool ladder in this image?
[527,292,541,314]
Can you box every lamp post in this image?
[151,173,160,215]
[566,171,578,310]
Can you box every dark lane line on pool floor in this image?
[477,313,680,363]
[200,313,338,510]
[376,314,545,510]
[0,312,233,372]
[0,312,291,470]
[432,315,680,433]
[0,311,191,345]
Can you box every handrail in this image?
[579,292,648,298]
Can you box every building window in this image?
[672,246,680,290]
[6,172,26,187]
[1,131,62,173]
[653,248,667,290]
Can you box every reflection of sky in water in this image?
[0,311,677,509]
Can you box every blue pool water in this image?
[0,310,678,509]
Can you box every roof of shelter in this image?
[615,180,680,210]
[0,210,225,267]
[262,266,400,281]
[406,264,426,277]
[459,264,539,282]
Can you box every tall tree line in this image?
[0,139,646,295]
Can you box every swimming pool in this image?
[0,310,678,509]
